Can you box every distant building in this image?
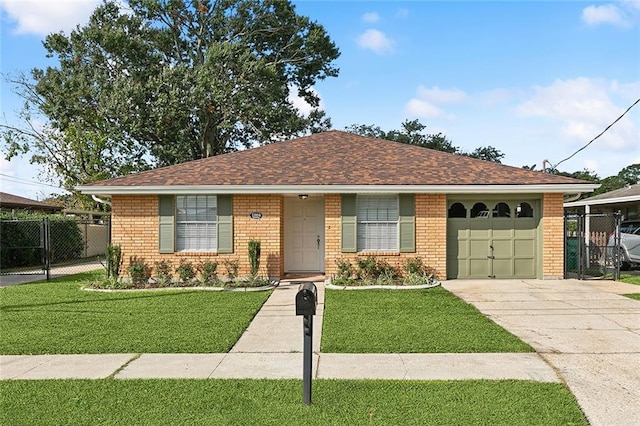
[0,192,63,214]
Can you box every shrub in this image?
[106,244,122,278]
[224,259,239,281]
[198,261,218,285]
[127,257,151,287]
[248,239,261,276]
[175,259,196,284]
[154,259,172,286]
[335,258,355,280]
[356,256,378,280]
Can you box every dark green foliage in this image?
[175,259,196,283]
[2,0,340,194]
[106,244,122,278]
[0,379,587,425]
[198,260,218,284]
[153,259,172,286]
[346,119,505,162]
[248,239,261,276]
[127,257,151,287]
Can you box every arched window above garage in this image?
[471,202,488,218]
[448,202,467,218]
[494,202,511,218]
[517,202,534,218]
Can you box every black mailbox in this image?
[295,282,317,316]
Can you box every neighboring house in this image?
[78,131,597,280]
[564,184,640,221]
[0,192,62,214]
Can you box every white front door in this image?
[284,197,325,273]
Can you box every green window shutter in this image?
[158,195,175,254]
[217,195,233,253]
[399,194,415,253]
[341,194,357,253]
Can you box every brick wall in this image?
[111,194,283,279]
[324,194,447,279]
[542,193,564,279]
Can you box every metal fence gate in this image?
[1,217,109,281]
[0,218,49,278]
[565,212,621,280]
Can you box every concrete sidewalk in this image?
[0,279,558,383]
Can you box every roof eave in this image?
[78,183,599,196]
[564,193,640,207]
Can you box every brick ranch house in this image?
[78,131,598,280]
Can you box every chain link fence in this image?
[0,216,109,280]
[565,212,621,280]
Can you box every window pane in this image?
[357,195,398,251]
[176,195,217,251]
[448,203,467,218]
[471,203,488,218]
[494,202,511,218]
[517,202,534,218]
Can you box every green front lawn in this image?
[0,379,587,426]
[620,274,640,285]
[321,287,533,353]
[0,272,270,354]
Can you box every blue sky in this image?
[1,0,639,200]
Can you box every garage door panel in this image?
[469,240,489,256]
[493,259,513,276]
[492,228,513,238]
[514,258,536,277]
[493,239,513,257]
[514,240,535,257]
[469,229,491,238]
[469,259,489,277]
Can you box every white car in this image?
[608,222,640,270]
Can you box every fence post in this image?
[43,217,51,281]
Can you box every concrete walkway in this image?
[442,278,640,426]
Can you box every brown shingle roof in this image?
[0,192,61,211]
[83,130,589,188]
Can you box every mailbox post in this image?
[295,282,317,406]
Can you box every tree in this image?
[463,146,505,163]
[2,0,340,192]
[346,119,504,162]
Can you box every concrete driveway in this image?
[442,279,640,426]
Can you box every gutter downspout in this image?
[92,195,111,207]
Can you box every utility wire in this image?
[0,173,64,190]
[552,97,640,171]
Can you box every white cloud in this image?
[362,12,380,23]
[356,29,394,55]
[404,85,467,119]
[288,86,324,116]
[404,98,447,119]
[581,2,639,28]
[516,77,640,152]
[0,0,103,35]
[416,86,467,104]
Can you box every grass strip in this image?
[0,272,271,354]
[321,287,533,353]
[0,379,587,426]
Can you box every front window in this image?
[176,195,217,251]
[357,195,398,251]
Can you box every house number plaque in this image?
[250,212,263,219]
